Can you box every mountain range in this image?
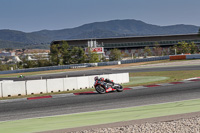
[0,19,199,49]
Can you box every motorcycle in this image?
[94,78,123,94]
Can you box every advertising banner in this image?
[85,47,104,54]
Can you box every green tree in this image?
[101,56,107,62]
[109,48,122,61]
[153,42,162,56]
[50,41,69,65]
[50,44,60,65]
[189,42,198,54]
[178,41,191,54]
[174,41,198,54]
[87,49,100,63]
[4,48,13,52]
[144,46,152,58]
[69,47,86,64]
[0,64,8,71]
[61,42,71,64]
[89,52,99,63]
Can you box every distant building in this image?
[12,56,22,62]
[0,51,15,57]
[51,34,200,56]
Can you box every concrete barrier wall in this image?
[122,73,130,83]
[98,61,121,66]
[108,73,129,84]
[108,74,118,83]
[64,77,77,91]
[47,78,64,93]
[0,83,2,98]
[77,76,89,89]
[0,73,129,97]
[2,81,26,97]
[121,56,170,64]
[170,55,186,60]
[116,73,124,84]
[88,75,97,88]
[99,74,109,80]
[26,80,47,95]
[186,54,200,59]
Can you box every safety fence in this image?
[1,54,200,74]
[0,73,129,98]
[121,56,170,64]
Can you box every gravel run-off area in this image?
[72,116,200,133]
[45,112,200,133]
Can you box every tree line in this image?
[142,41,199,57]
[14,42,122,69]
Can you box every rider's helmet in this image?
[94,76,98,81]
[100,77,104,81]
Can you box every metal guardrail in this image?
[0,56,170,74]
[121,56,170,64]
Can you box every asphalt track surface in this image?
[0,65,200,122]
[0,80,200,121]
[1,65,200,81]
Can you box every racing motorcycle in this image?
[94,77,123,94]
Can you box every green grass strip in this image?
[123,76,169,86]
[1,98,200,133]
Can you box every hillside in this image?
[0,19,199,49]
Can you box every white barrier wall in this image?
[0,73,129,97]
[122,73,129,83]
[47,78,64,93]
[26,80,47,95]
[77,76,89,89]
[64,77,77,91]
[108,74,118,83]
[116,73,124,84]
[88,75,97,88]
[2,81,26,97]
[0,83,2,97]
[99,74,109,80]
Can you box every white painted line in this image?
[130,86,148,90]
[52,93,75,98]
[157,83,173,86]
[184,78,198,81]
[181,80,195,83]
[0,98,27,103]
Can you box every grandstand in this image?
[51,34,200,56]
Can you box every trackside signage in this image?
[85,47,104,54]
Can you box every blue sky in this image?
[0,0,199,32]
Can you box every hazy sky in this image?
[0,0,199,32]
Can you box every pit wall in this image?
[0,73,129,98]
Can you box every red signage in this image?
[85,47,104,54]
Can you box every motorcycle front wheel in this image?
[116,84,123,92]
[95,85,106,94]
